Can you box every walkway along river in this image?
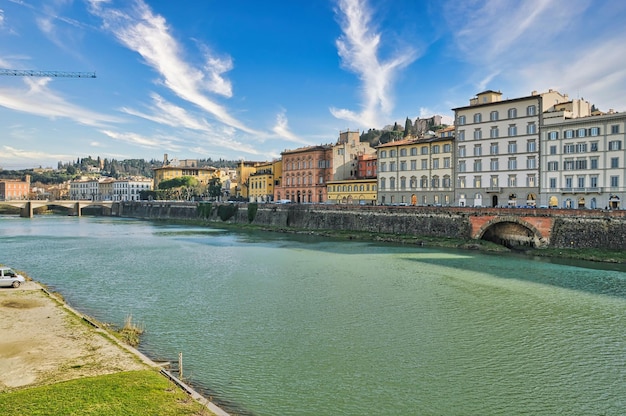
[1,215,625,415]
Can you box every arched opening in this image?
[481,220,540,249]
[549,195,558,208]
[492,195,498,208]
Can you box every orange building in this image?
[0,177,30,200]
[276,145,333,203]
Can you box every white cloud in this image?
[1,145,73,164]
[0,77,122,126]
[271,110,309,145]
[330,0,417,128]
[87,0,261,135]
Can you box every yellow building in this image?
[326,178,377,205]
[153,165,218,189]
[235,161,264,199]
[248,160,282,203]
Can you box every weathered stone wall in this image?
[550,217,626,249]
[118,202,626,250]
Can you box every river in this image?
[1,215,625,415]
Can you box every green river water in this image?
[0,215,624,415]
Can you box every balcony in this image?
[485,187,501,193]
[560,187,603,194]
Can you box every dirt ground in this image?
[0,281,150,392]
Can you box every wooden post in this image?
[178,352,183,379]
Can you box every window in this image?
[431,176,440,188]
[400,161,407,171]
[400,148,407,157]
[591,142,598,151]
[609,140,622,151]
[527,123,537,134]
[508,108,517,118]
[400,177,406,190]
[508,175,517,187]
[508,141,517,153]
[380,162,387,172]
[590,127,600,136]
[590,176,598,189]
[474,145,482,156]
[474,160,482,172]
[458,161,466,172]
[474,113,482,123]
[527,175,536,187]
[548,131,558,140]
[577,128,586,138]
[508,125,517,136]
[490,111,499,121]
[458,176,466,188]
[443,144,451,153]
[610,176,619,188]
[459,146,466,157]
[432,159,440,169]
[444,157,451,168]
[390,149,397,157]
[421,159,428,169]
[564,160,575,170]
[549,178,557,189]
[490,127,499,138]
[527,140,537,152]
[611,125,619,134]
[410,177,417,189]
[474,176,482,188]
[410,160,417,170]
[508,157,517,170]
[458,130,465,141]
[611,157,619,168]
[410,147,417,156]
[458,115,466,125]
[390,162,396,171]
[547,161,558,171]
[575,159,587,170]
[474,129,482,140]
[564,144,575,154]
[490,159,499,171]
[490,143,499,155]
[390,177,396,189]
[590,158,598,169]
[380,177,386,189]
[565,177,573,189]
[421,146,428,155]
[443,176,451,188]
[527,105,536,116]
[380,150,387,158]
[420,176,428,188]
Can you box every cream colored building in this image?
[453,89,570,208]
[332,130,376,181]
[377,129,454,206]
[541,103,626,209]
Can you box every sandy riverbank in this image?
[0,280,230,416]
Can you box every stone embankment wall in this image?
[118,202,626,250]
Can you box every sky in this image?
[1,0,626,170]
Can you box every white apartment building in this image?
[541,105,626,209]
[453,90,570,208]
[70,177,152,201]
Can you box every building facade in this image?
[248,160,282,203]
[326,178,377,205]
[0,178,30,200]
[453,89,570,208]
[331,130,376,181]
[541,106,626,209]
[277,145,333,203]
[377,130,454,206]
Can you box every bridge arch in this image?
[475,216,547,248]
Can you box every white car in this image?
[0,267,26,288]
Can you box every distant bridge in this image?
[0,200,120,218]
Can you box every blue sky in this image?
[1,0,626,169]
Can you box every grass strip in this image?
[0,370,214,416]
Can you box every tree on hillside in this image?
[158,176,200,200]
[404,117,412,137]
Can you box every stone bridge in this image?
[0,200,120,218]
[468,213,555,248]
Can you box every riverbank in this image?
[0,280,229,416]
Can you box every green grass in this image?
[0,370,213,416]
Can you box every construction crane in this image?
[0,69,96,78]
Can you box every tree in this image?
[158,176,199,200]
[208,177,222,200]
[404,117,412,137]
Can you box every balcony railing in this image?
[485,187,501,193]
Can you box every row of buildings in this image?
[239,89,626,210]
[2,89,624,210]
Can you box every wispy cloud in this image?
[1,145,73,166]
[0,77,122,126]
[87,0,261,135]
[272,110,310,146]
[100,129,184,151]
[330,0,417,128]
